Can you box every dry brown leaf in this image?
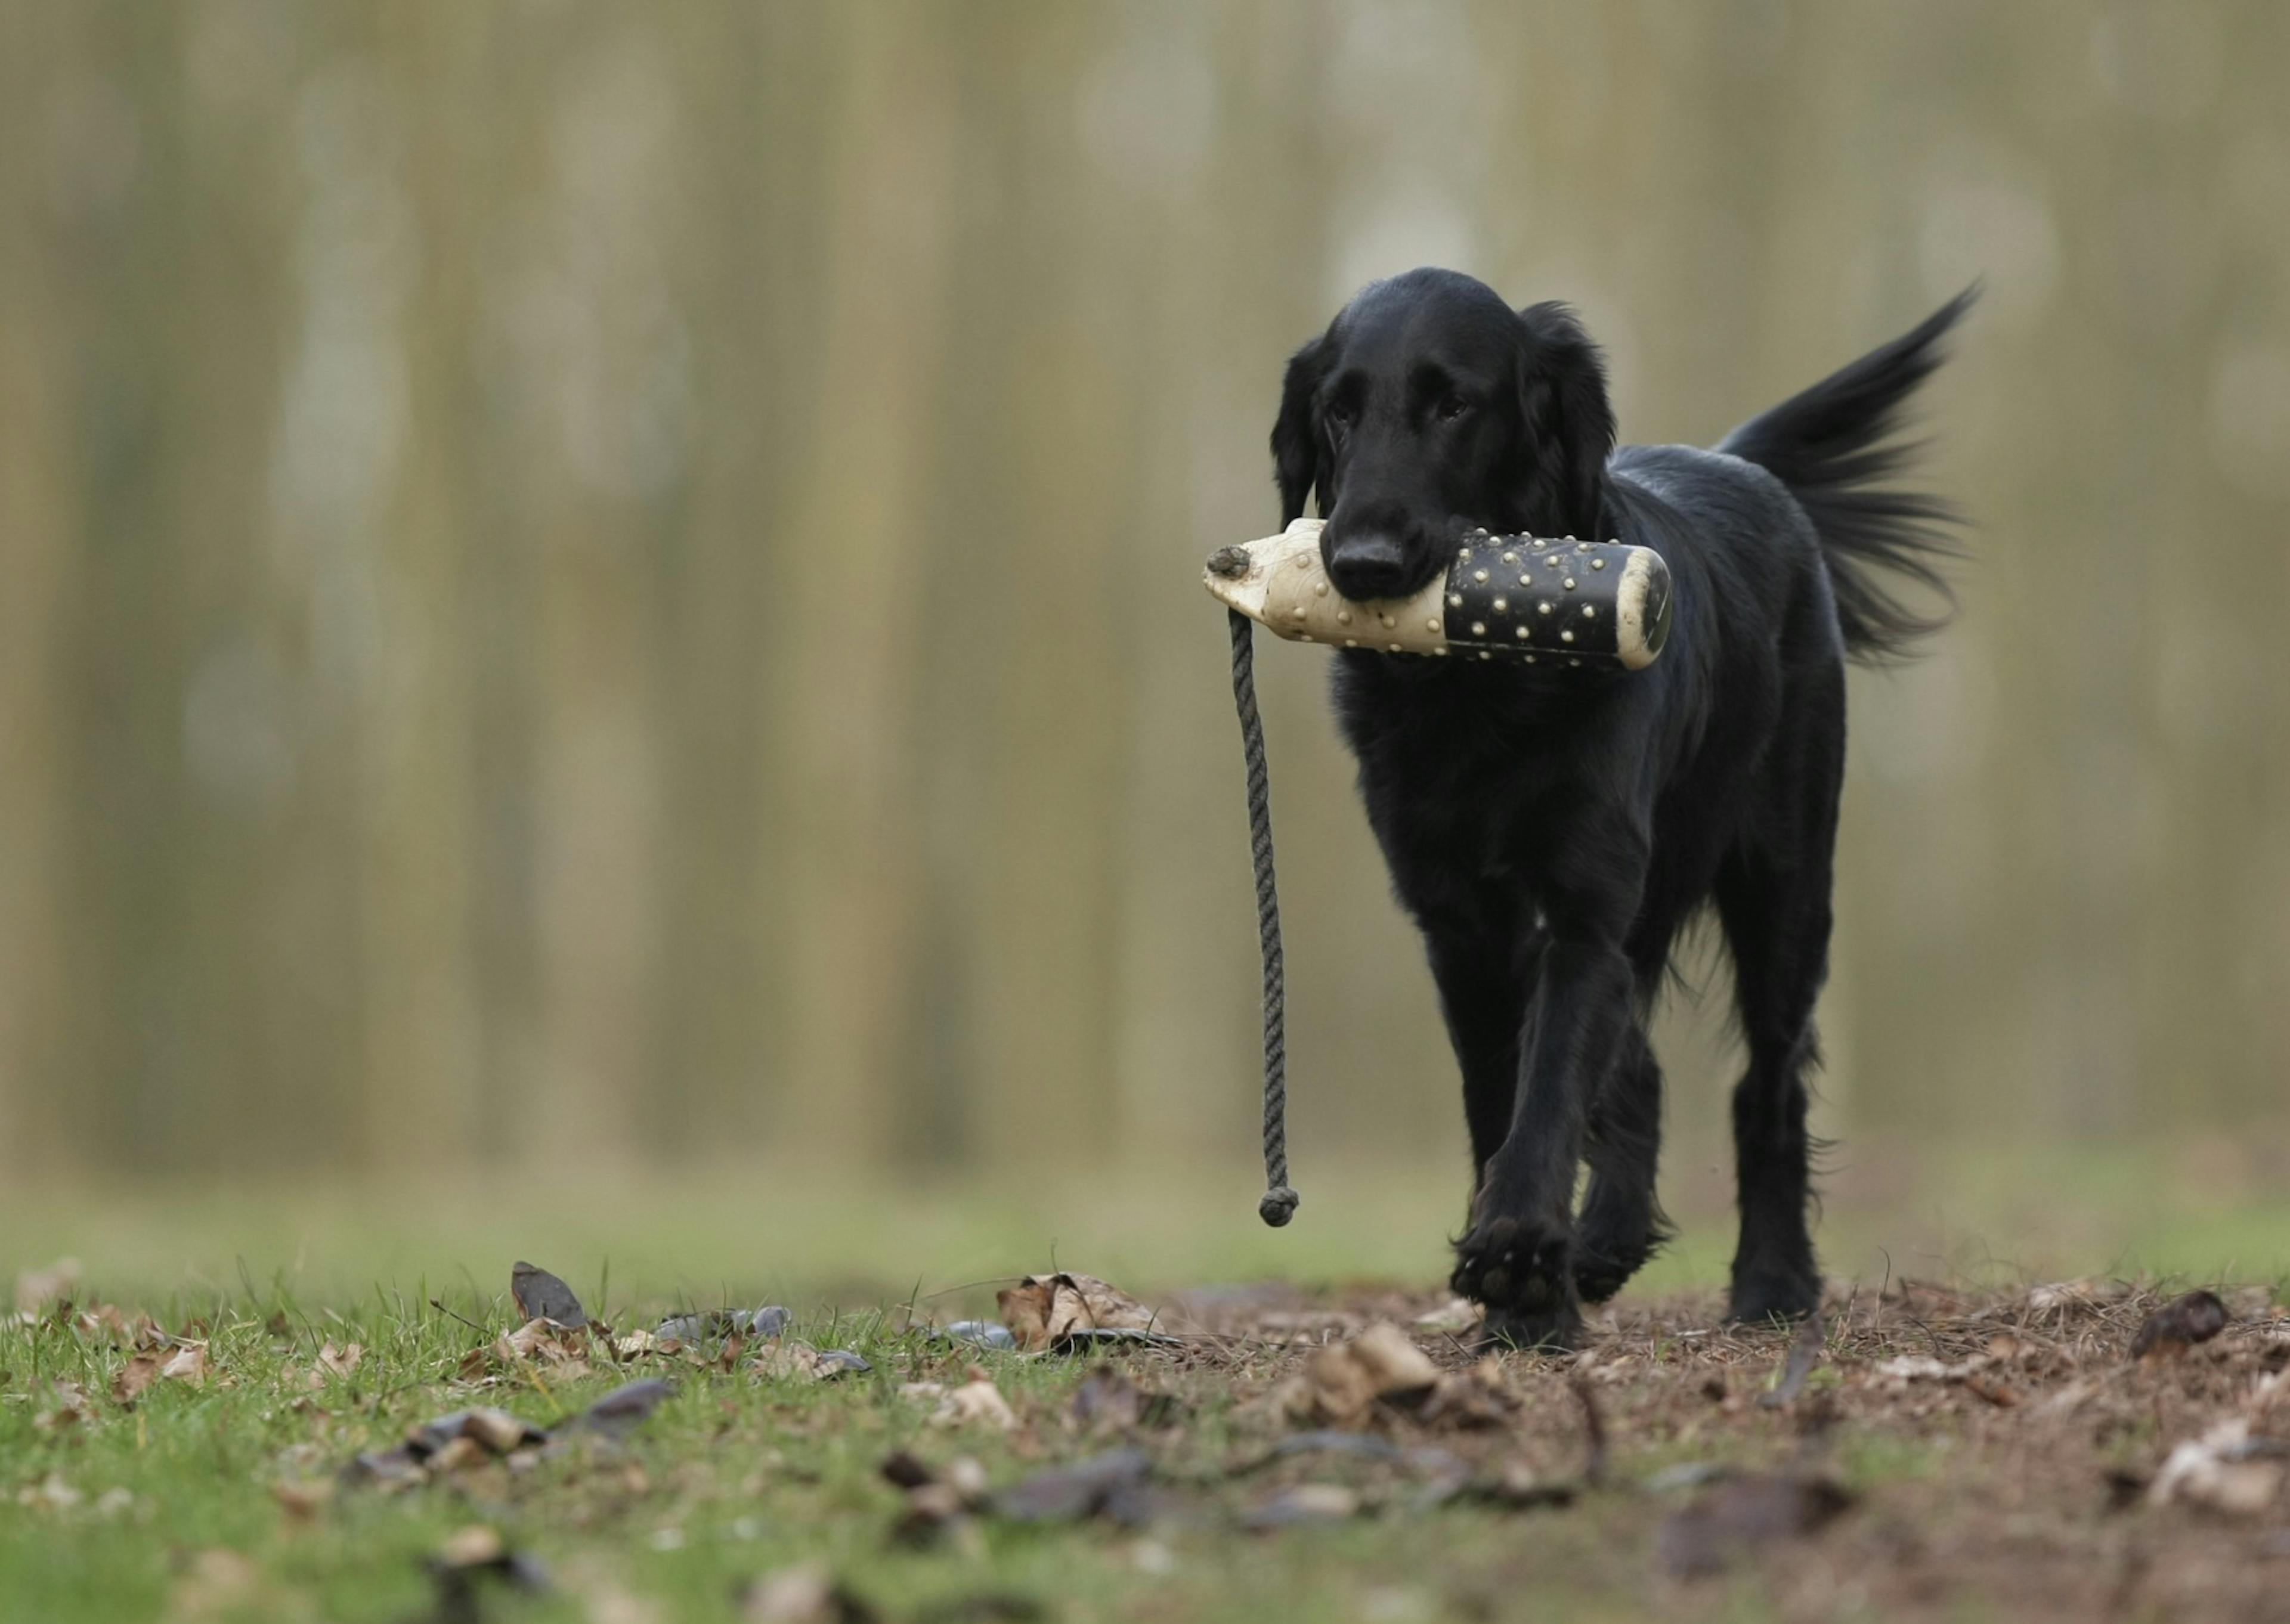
[2026,1276,2134,1315]
[437,1524,507,1569]
[317,1340,364,1378]
[740,1560,878,1623]
[168,1548,261,1620]
[14,1257,83,1314]
[494,1316,590,1374]
[2149,1417,2285,1515]
[17,1472,82,1509]
[1417,1356,1518,1430]
[995,1272,1162,1352]
[1280,1323,1440,1426]
[113,1352,164,1406]
[271,1477,335,1518]
[1657,1473,1856,1577]
[932,1376,1017,1431]
[161,1343,210,1386]
[34,1379,92,1431]
[1413,1297,1480,1334]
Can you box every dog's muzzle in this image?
[1205,518,1672,670]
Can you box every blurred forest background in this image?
[2,1,2287,1270]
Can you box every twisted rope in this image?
[1225,605,1299,1227]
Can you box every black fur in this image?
[1267,269,1970,1346]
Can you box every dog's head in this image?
[1270,268,1616,603]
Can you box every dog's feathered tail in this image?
[1719,287,1976,662]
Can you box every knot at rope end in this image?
[1258,1186,1299,1228]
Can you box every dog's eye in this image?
[1436,394,1474,423]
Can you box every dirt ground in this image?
[1129,1275,2290,1622]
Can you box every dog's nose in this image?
[1325,531,1412,600]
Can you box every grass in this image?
[4,1154,2289,1623]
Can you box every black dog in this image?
[1269,268,1969,1346]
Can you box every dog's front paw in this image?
[1726,1259,1822,1327]
[1452,1212,1581,1350]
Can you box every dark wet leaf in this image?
[934,1321,1017,1351]
[418,1526,548,1624]
[1070,1368,1174,1431]
[2130,1290,2230,1359]
[340,1446,426,1490]
[879,1450,939,1490]
[1656,1473,1855,1578]
[570,1378,673,1439]
[408,1408,547,1458]
[815,1348,871,1375]
[656,1305,790,1343]
[912,1597,1047,1624]
[509,1262,587,1328]
[993,1449,1153,1525]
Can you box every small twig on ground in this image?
[1760,1310,1827,1410]
[1570,1372,1609,1488]
[428,1298,490,1337]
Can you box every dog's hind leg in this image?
[1714,680,1846,1325]
[1573,1021,1675,1304]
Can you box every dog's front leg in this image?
[1452,892,1639,1350]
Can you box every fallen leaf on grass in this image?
[2130,1290,2230,1360]
[993,1449,1155,1526]
[271,1477,335,1518]
[481,1316,593,1380]
[880,1452,990,1549]
[317,1340,363,1378]
[911,1594,1047,1623]
[1413,1297,1480,1335]
[571,1378,674,1439]
[113,1353,164,1406]
[930,1321,1018,1351]
[932,1375,1017,1431]
[14,1257,82,1314]
[35,1379,92,1430]
[751,1341,871,1382]
[2148,1417,2286,1515]
[1656,1473,1856,1578]
[995,1273,1171,1352]
[1241,1483,1362,1530]
[2027,1276,2135,1315]
[168,1549,261,1620]
[1070,1368,1175,1433]
[413,1407,550,1456]
[1278,1324,1440,1427]
[160,1343,209,1386]
[740,1562,878,1624]
[422,1524,550,1621]
[75,1304,163,1347]
[656,1306,790,1344]
[17,1473,81,1509]
[1415,1357,1519,1431]
[510,1262,589,1328]
[343,1383,667,1490]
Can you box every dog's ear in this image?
[1514,301,1616,538]
[1270,334,1330,525]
